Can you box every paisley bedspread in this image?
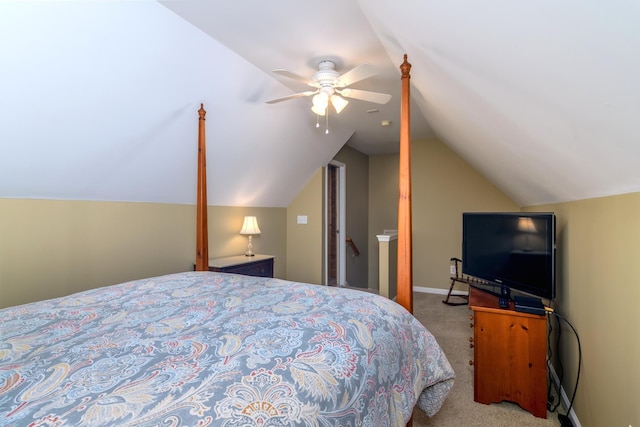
[0,272,454,426]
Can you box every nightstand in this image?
[207,254,274,278]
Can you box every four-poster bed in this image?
[0,56,453,426]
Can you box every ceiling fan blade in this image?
[272,69,315,86]
[338,88,391,104]
[335,64,378,87]
[265,90,316,104]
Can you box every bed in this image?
[0,55,454,427]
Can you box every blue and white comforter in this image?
[0,272,454,426]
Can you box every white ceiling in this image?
[1,1,638,208]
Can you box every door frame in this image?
[324,160,346,286]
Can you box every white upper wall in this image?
[1,1,639,207]
[0,1,350,207]
[359,0,640,205]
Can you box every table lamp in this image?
[239,216,261,256]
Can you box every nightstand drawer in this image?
[207,255,274,278]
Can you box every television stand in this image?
[469,286,548,418]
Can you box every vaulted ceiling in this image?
[1,1,638,208]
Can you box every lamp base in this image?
[244,236,255,257]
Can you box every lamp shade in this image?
[240,216,261,235]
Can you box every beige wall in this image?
[526,193,640,427]
[0,199,286,308]
[333,145,369,288]
[412,138,520,290]
[368,138,519,290]
[286,169,323,284]
[368,154,400,290]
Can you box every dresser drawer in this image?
[213,258,273,278]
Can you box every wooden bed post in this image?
[397,54,413,314]
[398,53,415,427]
[195,104,209,271]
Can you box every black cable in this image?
[550,313,564,413]
[550,312,582,425]
[546,313,563,412]
[546,315,553,403]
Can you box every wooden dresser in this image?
[207,254,274,278]
[469,285,548,418]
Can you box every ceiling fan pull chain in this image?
[325,108,329,134]
[316,114,320,128]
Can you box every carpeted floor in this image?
[411,292,563,427]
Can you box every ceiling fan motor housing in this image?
[313,61,340,94]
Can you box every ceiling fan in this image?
[266,60,392,116]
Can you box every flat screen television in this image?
[462,212,556,300]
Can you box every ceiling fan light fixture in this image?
[331,95,349,114]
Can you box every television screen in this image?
[462,212,556,300]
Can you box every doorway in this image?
[325,161,346,286]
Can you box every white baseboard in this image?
[548,360,582,427]
[414,285,468,296]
